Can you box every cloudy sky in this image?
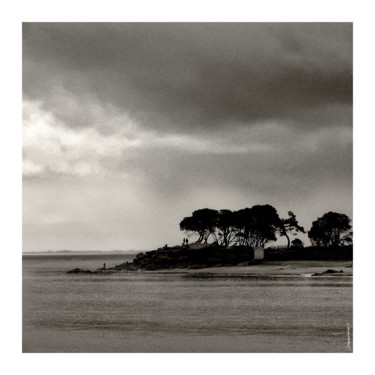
[22,23,352,251]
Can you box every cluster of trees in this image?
[179,206,352,248]
[308,211,352,247]
[179,205,305,249]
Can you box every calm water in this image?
[23,254,353,353]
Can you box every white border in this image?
[2,0,374,374]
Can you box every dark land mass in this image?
[263,245,352,261]
[67,244,352,274]
[311,269,344,276]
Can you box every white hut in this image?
[254,247,264,260]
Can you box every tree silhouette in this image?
[216,209,236,246]
[180,205,341,250]
[291,238,304,248]
[308,212,352,247]
[233,205,280,247]
[279,211,305,249]
[180,208,219,243]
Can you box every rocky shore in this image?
[67,243,259,273]
[66,243,353,274]
[110,243,259,271]
[311,269,344,276]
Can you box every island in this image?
[67,207,353,275]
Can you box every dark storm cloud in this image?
[23,22,352,134]
[119,125,352,202]
[22,23,353,251]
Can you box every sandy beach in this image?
[140,260,353,277]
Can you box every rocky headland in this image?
[110,243,258,271]
[67,243,259,274]
[66,243,353,275]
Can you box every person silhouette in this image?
[186,238,189,245]
[103,263,106,270]
[182,238,186,245]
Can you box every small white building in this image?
[254,247,264,260]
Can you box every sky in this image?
[22,22,352,251]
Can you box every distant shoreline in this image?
[22,250,140,255]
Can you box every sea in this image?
[23,253,353,353]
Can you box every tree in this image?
[179,216,199,240]
[216,209,237,246]
[179,209,219,243]
[248,205,281,247]
[279,211,305,249]
[291,238,304,248]
[308,212,352,247]
[233,205,281,247]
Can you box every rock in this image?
[136,252,147,259]
[311,269,345,276]
[156,255,171,260]
[324,269,341,273]
[126,263,138,271]
[68,243,259,272]
[111,262,130,270]
[67,268,93,274]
